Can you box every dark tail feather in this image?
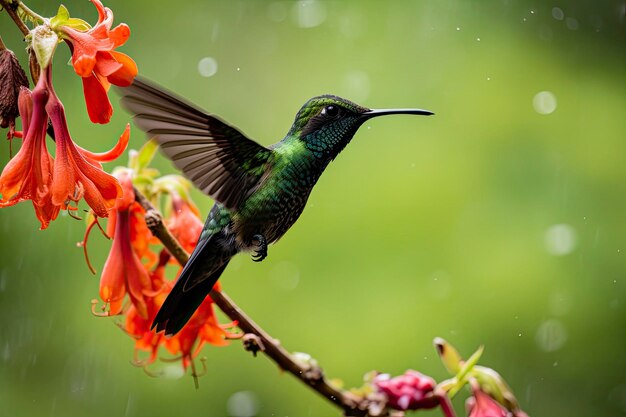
[153,260,230,336]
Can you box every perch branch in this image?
[133,187,368,417]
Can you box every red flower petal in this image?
[81,73,113,124]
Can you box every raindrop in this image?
[236,67,241,71]
[566,17,579,30]
[342,70,371,103]
[476,37,481,41]
[533,91,557,115]
[535,319,568,352]
[267,2,288,22]
[292,0,327,29]
[197,57,218,78]
[552,7,564,21]
[545,224,577,256]
[427,270,451,300]
[456,27,461,31]
[162,364,185,379]
[227,391,260,417]
[487,76,491,81]
[268,261,300,291]
[530,10,535,14]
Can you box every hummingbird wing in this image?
[119,77,273,210]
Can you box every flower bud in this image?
[374,370,436,410]
[30,25,59,69]
[0,49,29,129]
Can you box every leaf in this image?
[136,139,159,171]
[0,49,29,128]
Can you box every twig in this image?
[133,187,368,417]
[0,0,30,36]
[0,1,40,83]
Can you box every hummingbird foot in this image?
[251,234,268,262]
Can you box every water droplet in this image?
[533,91,557,115]
[197,57,218,78]
[228,391,259,417]
[518,333,523,337]
[236,67,241,71]
[545,224,577,256]
[530,10,535,14]
[292,0,327,29]
[487,76,491,81]
[162,364,185,379]
[456,27,461,31]
[566,17,579,31]
[535,319,568,352]
[476,37,481,41]
[552,7,564,21]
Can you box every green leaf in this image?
[50,5,91,32]
[434,337,463,374]
[136,139,159,171]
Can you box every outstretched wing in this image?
[119,77,273,210]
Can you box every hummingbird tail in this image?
[153,260,230,336]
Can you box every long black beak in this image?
[361,108,434,119]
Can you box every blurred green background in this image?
[1,1,625,416]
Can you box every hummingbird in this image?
[119,78,433,335]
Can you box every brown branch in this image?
[133,186,369,416]
[0,0,30,36]
[0,1,39,84]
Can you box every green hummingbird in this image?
[120,78,433,335]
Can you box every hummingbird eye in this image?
[321,105,340,118]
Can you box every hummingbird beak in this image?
[361,108,434,119]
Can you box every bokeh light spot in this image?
[535,319,568,352]
[198,57,218,78]
[533,91,557,115]
[545,224,577,256]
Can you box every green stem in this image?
[0,34,6,50]
[16,0,45,24]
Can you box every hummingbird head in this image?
[288,95,433,161]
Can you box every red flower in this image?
[167,193,203,254]
[1,64,128,228]
[0,82,59,229]
[41,65,127,217]
[164,286,239,371]
[124,253,169,366]
[466,385,509,417]
[99,173,152,317]
[374,370,436,410]
[59,0,137,123]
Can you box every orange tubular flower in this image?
[165,288,239,371]
[0,83,59,229]
[59,0,138,124]
[99,172,151,317]
[167,193,203,254]
[45,93,125,217]
[125,253,169,366]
